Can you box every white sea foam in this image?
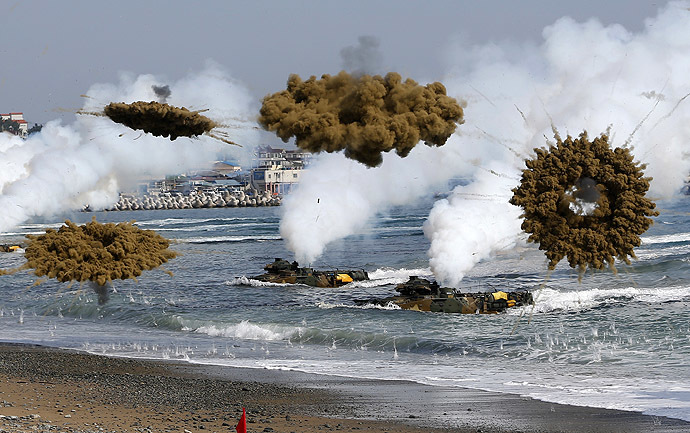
[225,277,290,287]
[137,216,261,227]
[512,285,690,314]
[346,267,433,288]
[154,222,273,232]
[367,267,432,280]
[634,243,690,260]
[180,235,281,243]
[640,232,690,245]
[315,301,401,310]
[193,320,298,341]
[0,232,43,237]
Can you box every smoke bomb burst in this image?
[22,218,176,287]
[510,132,658,272]
[280,3,690,282]
[259,71,464,167]
[80,101,241,146]
[0,63,257,233]
[104,101,217,140]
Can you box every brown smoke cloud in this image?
[22,218,177,287]
[103,101,217,140]
[510,132,658,273]
[259,71,465,167]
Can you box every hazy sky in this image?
[0,0,661,128]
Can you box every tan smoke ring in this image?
[510,132,658,273]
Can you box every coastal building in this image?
[251,146,312,194]
[0,112,28,137]
[255,146,312,169]
[212,160,241,176]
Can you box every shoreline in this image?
[1,343,689,432]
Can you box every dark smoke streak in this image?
[340,35,384,75]
[152,84,172,102]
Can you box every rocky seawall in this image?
[104,189,281,211]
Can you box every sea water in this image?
[1,196,689,421]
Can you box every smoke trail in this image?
[281,2,690,284]
[340,35,384,75]
[152,84,171,102]
[0,61,257,233]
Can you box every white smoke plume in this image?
[428,1,690,286]
[0,61,257,233]
[282,1,690,285]
[279,144,475,264]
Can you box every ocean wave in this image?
[225,276,291,287]
[178,235,282,244]
[376,215,427,222]
[136,216,262,226]
[18,222,62,230]
[634,243,690,260]
[372,225,423,233]
[0,231,44,236]
[154,222,275,232]
[314,301,401,310]
[510,285,690,314]
[346,267,432,288]
[192,320,298,341]
[640,232,690,245]
[368,267,432,280]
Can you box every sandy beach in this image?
[0,343,688,433]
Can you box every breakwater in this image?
[106,189,281,211]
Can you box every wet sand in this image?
[0,343,688,432]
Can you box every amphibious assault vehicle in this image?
[0,244,21,253]
[360,276,533,314]
[251,258,369,288]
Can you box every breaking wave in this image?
[510,285,690,314]
[315,301,401,310]
[347,267,432,288]
[225,276,290,287]
[640,232,690,245]
[180,235,281,244]
[191,320,299,341]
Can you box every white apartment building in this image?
[251,146,312,194]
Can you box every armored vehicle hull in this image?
[361,276,533,314]
[252,258,369,288]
